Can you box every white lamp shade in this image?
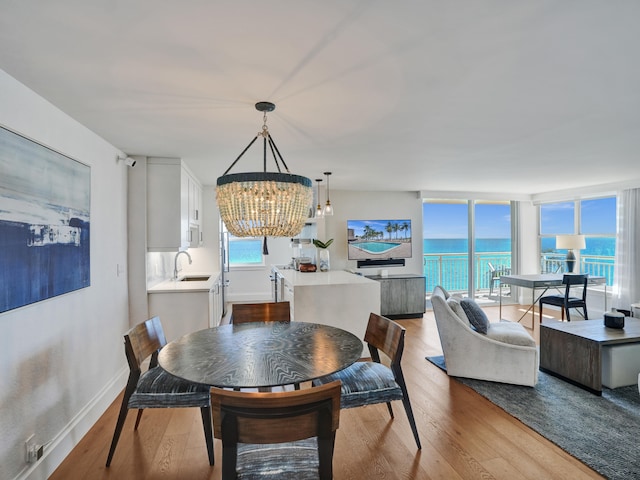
[556,234,586,250]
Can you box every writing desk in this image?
[158,321,363,389]
[499,274,607,325]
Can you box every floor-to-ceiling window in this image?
[539,196,616,286]
[424,199,513,301]
[474,201,512,298]
[423,200,469,293]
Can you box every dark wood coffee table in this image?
[539,318,640,395]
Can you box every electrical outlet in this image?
[25,435,35,463]
[25,435,43,463]
[35,444,44,461]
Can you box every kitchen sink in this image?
[179,276,211,282]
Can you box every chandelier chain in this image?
[259,111,269,138]
[216,101,313,239]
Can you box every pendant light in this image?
[323,171,334,216]
[315,178,324,218]
[215,102,313,253]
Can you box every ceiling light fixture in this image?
[215,102,313,254]
[323,171,334,216]
[315,178,324,218]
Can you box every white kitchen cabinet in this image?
[148,273,221,340]
[188,173,203,241]
[282,278,295,311]
[148,290,210,341]
[210,273,224,327]
[147,158,202,251]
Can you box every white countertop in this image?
[275,268,377,287]
[147,271,219,293]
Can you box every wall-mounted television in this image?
[347,219,412,268]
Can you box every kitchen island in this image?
[274,268,380,348]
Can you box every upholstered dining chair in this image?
[539,274,589,322]
[106,316,214,467]
[231,301,296,391]
[210,380,342,480]
[312,313,421,449]
[230,301,291,324]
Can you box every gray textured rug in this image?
[426,355,640,480]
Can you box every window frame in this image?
[221,223,267,270]
[538,196,616,285]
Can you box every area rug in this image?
[426,355,640,480]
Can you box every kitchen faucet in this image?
[174,250,192,279]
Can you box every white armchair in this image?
[431,286,539,387]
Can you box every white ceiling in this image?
[2,1,639,195]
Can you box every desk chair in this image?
[312,313,421,449]
[231,301,291,324]
[539,274,589,322]
[106,316,214,467]
[210,380,342,480]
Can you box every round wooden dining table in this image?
[157,321,363,389]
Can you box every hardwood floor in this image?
[50,305,604,480]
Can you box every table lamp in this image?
[556,234,586,273]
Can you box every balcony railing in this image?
[424,252,615,294]
[423,252,511,293]
[541,253,615,286]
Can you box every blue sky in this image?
[424,197,616,239]
[423,202,511,239]
[540,197,616,234]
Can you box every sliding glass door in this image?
[473,201,512,300]
[423,200,469,293]
[424,199,513,301]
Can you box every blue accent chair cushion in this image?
[312,361,402,409]
[128,366,210,409]
[460,298,490,334]
[235,438,320,479]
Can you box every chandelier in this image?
[216,102,313,250]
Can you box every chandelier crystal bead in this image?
[216,172,312,237]
[215,102,313,240]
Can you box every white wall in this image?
[221,189,424,303]
[225,236,293,302]
[518,201,539,275]
[324,189,424,275]
[0,70,130,480]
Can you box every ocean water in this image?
[230,237,616,265]
[229,238,263,264]
[424,238,511,254]
[423,237,616,290]
[541,236,616,257]
[426,237,615,257]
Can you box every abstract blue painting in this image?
[0,126,90,313]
